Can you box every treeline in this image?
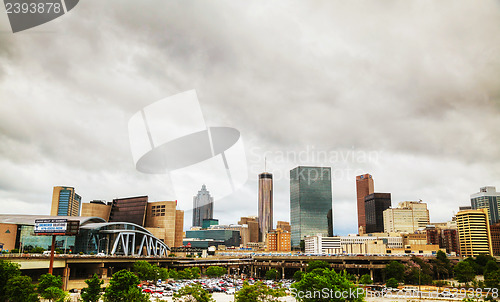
[384,251,500,288]
[0,259,68,302]
[132,261,227,281]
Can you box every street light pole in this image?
[418,269,421,300]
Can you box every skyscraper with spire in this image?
[192,185,214,227]
[258,171,273,242]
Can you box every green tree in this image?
[37,274,65,302]
[464,257,481,275]
[122,287,149,302]
[485,270,500,288]
[42,287,67,302]
[0,259,21,302]
[306,260,330,272]
[31,247,45,254]
[173,283,214,302]
[484,260,499,277]
[359,274,372,284]
[386,278,399,289]
[404,258,433,285]
[190,267,201,279]
[454,261,476,283]
[235,281,285,302]
[265,269,279,280]
[475,254,495,273]
[103,269,148,302]
[384,261,405,282]
[293,270,304,281]
[81,274,104,302]
[205,266,226,278]
[291,269,363,302]
[5,275,39,302]
[132,261,157,281]
[433,250,451,279]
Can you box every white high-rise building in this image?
[383,201,430,233]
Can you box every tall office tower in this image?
[50,186,82,216]
[471,186,500,225]
[327,210,333,237]
[383,201,430,233]
[258,172,273,242]
[238,216,259,243]
[364,193,391,233]
[456,208,492,257]
[192,185,214,227]
[108,196,148,226]
[290,166,333,248]
[356,174,374,233]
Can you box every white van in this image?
[43,251,52,256]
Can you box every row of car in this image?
[139,277,295,297]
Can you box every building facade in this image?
[81,200,111,221]
[290,166,333,248]
[266,228,291,252]
[145,200,184,248]
[192,185,214,227]
[108,196,148,226]
[490,223,500,256]
[276,221,291,233]
[456,209,492,257]
[184,229,240,248]
[356,174,374,233]
[383,201,430,233]
[364,193,391,234]
[426,224,459,255]
[238,216,259,243]
[304,234,403,255]
[258,172,273,242]
[50,186,82,217]
[471,186,500,225]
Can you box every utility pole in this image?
[48,235,56,274]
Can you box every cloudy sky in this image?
[1,0,500,235]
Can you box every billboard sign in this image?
[34,219,79,235]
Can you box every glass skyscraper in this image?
[290,166,333,248]
[50,186,82,217]
[471,186,500,225]
[192,185,214,227]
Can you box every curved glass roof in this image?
[80,221,153,235]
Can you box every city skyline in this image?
[1,1,500,236]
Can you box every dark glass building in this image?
[364,193,391,233]
[290,166,332,248]
[108,196,148,226]
[184,229,240,247]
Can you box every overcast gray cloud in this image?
[1,0,500,235]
